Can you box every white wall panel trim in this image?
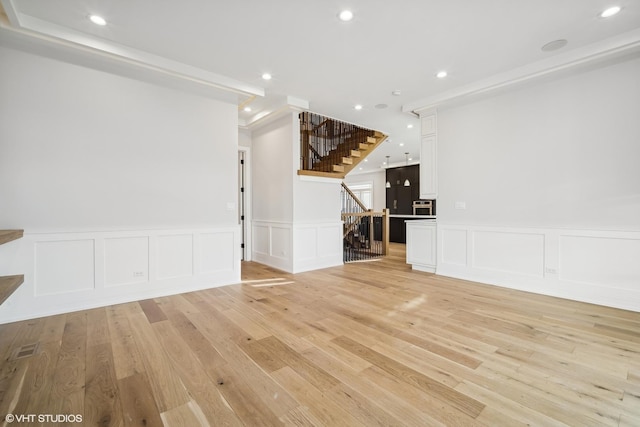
[252,220,342,274]
[0,226,241,324]
[438,223,640,312]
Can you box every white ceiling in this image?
[2,0,640,173]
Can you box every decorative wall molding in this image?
[437,223,640,312]
[252,220,342,274]
[0,226,241,324]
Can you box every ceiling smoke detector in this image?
[541,39,568,52]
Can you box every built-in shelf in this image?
[0,275,24,306]
[0,229,24,246]
[1,229,25,307]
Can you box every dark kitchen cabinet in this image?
[386,164,420,214]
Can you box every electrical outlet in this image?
[133,271,145,277]
[455,201,466,210]
[545,268,557,275]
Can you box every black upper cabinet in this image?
[385,164,420,213]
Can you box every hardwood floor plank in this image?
[48,312,87,418]
[185,311,298,422]
[118,373,163,427]
[1,244,639,426]
[300,345,445,426]
[332,335,485,418]
[248,336,339,391]
[151,320,243,427]
[84,342,123,427]
[138,299,168,324]
[128,312,190,412]
[160,400,211,427]
[271,366,366,427]
[11,341,59,418]
[106,304,146,380]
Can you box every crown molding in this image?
[0,0,263,101]
[403,28,640,114]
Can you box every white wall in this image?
[238,128,252,148]
[251,114,295,223]
[435,56,640,311]
[344,170,387,211]
[438,56,640,230]
[251,112,342,273]
[0,46,241,323]
[0,46,239,231]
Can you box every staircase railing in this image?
[341,183,389,263]
[300,111,375,173]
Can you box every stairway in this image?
[298,112,387,179]
[0,230,24,306]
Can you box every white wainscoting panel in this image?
[104,236,149,286]
[441,228,467,267]
[560,234,640,291]
[35,239,95,295]
[200,232,235,274]
[253,224,270,256]
[252,220,342,273]
[157,234,193,280]
[293,223,342,273]
[0,226,240,324]
[472,230,545,278]
[295,227,317,260]
[252,221,293,272]
[272,226,292,261]
[438,223,640,312]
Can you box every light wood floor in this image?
[1,244,640,426]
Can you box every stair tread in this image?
[0,275,24,306]
[0,230,24,246]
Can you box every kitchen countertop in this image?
[389,215,436,219]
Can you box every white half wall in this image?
[251,112,343,273]
[437,223,640,312]
[0,227,241,324]
[252,220,342,274]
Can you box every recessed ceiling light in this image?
[364,159,368,162]
[261,73,272,80]
[359,167,363,170]
[399,143,404,147]
[339,10,354,22]
[601,6,621,18]
[436,71,448,79]
[541,39,568,52]
[354,104,363,110]
[89,15,107,26]
[243,107,252,112]
[409,158,413,161]
[407,124,414,129]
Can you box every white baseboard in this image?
[0,226,241,324]
[437,223,640,312]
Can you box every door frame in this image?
[238,146,252,261]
